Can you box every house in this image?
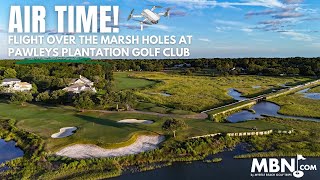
[1,78,32,92]
[63,75,96,94]
[69,75,94,87]
[0,78,21,87]
[11,82,33,92]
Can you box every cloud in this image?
[284,0,304,4]
[170,11,187,17]
[198,38,211,42]
[147,0,285,9]
[280,31,312,41]
[241,28,253,32]
[119,23,171,32]
[149,24,172,31]
[119,23,146,30]
[45,29,75,35]
[272,12,303,18]
[214,20,246,26]
[214,20,254,33]
[246,9,279,17]
[82,1,90,5]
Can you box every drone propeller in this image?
[127,9,134,21]
[164,8,171,17]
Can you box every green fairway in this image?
[128,72,311,112]
[113,72,157,90]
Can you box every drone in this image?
[127,5,171,31]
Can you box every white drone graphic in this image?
[127,5,171,31]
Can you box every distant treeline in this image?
[105,58,320,76]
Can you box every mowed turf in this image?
[0,102,289,152]
[113,72,156,90]
[126,72,311,111]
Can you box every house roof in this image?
[2,78,21,82]
[79,75,93,84]
[18,82,32,86]
[69,75,93,85]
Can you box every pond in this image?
[0,139,24,169]
[297,88,320,100]
[226,87,320,123]
[227,101,320,123]
[114,144,320,180]
[228,88,248,101]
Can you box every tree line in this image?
[106,57,320,76]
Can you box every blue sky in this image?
[0,0,320,58]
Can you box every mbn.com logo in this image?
[251,155,317,178]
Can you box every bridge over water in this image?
[202,79,320,115]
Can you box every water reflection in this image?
[228,89,248,101]
[227,101,320,123]
[298,88,320,100]
[0,139,24,170]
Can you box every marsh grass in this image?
[270,93,320,118]
[127,72,310,112]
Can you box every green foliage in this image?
[10,92,33,105]
[4,68,17,78]
[74,92,95,111]
[162,118,187,137]
[35,91,50,102]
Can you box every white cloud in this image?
[198,38,211,42]
[82,1,90,5]
[214,20,254,33]
[147,0,285,9]
[280,31,313,41]
[241,28,253,32]
[215,20,246,26]
[149,24,172,32]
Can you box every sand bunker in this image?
[51,127,77,139]
[118,119,154,124]
[55,135,165,158]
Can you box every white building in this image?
[0,78,21,86]
[0,78,32,92]
[63,75,96,94]
[11,82,33,92]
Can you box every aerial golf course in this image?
[1,68,320,179]
[0,72,318,152]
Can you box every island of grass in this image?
[269,85,320,119]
